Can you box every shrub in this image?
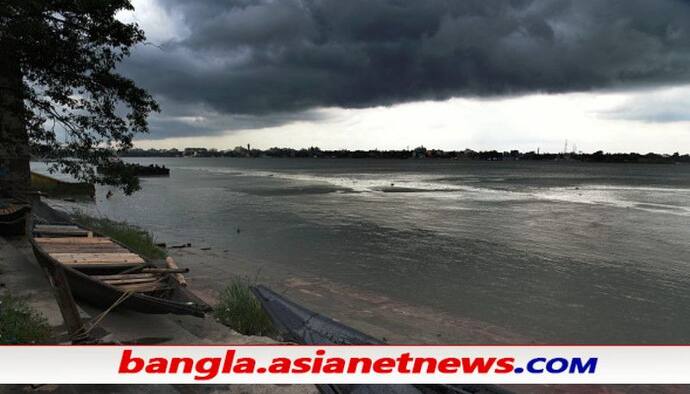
[0,293,51,344]
[214,278,274,337]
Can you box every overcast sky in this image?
[117,0,690,153]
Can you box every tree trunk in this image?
[0,55,30,199]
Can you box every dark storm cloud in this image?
[144,97,332,139]
[121,0,690,137]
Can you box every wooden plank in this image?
[51,250,133,256]
[51,252,141,258]
[41,242,122,248]
[36,231,90,236]
[116,282,170,293]
[65,262,143,269]
[37,231,90,237]
[41,245,130,254]
[60,260,145,266]
[102,277,160,285]
[56,258,145,266]
[35,236,104,241]
[41,242,126,249]
[57,258,146,265]
[35,237,113,244]
[92,273,157,281]
[52,253,145,265]
[53,244,124,249]
[35,226,91,236]
[35,224,82,231]
[119,280,164,288]
[166,257,187,287]
[118,262,153,275]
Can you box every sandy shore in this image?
[172,246,527,345]
[168,247,689,394]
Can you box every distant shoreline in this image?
[118,148,690,165]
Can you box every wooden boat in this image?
[0,198,31,236]
[30,223,211,317]
[251,285,512,394]
[98,162,170,177]
[132,164,170,177]
[31,172,95,199]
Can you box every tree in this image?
[0,0,159,197]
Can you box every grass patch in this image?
[0,293,51,344]
[214,277,275,337]
[72,212,166,260]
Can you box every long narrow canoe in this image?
[251,286,512,394]
[250,285,381,345]
[30,222,211,317]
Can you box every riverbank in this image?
[170,246,526,344]
[8,198,526,345]
[0,239,231,345]
[24,198,531,345]
[0,212,316,393]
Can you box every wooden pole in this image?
[165,256,187,287]
[38,260,87,343]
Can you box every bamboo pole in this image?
[165,257,187,287]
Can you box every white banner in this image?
[0,345,688,384]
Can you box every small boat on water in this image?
[97,162,170,177]
[30,222,211,317]
[133,163,170,177]
[0,198,31,236]
[251,285,512,394]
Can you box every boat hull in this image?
[0,200,30,236]
[251,285,512,394]
[29,213,211,318]
[31,242,209,317]
[0,216,27,236]
[250,285,381,345]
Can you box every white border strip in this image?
[0,345,688,384]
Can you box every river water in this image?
[33,158,690,343]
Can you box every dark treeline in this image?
[120,146,690,164]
